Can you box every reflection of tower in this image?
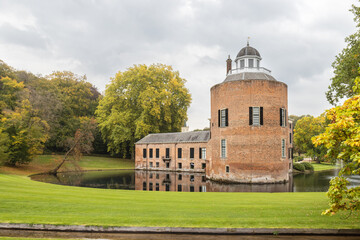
[208,41,291,183]
[181,120,189,132]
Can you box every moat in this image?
[31,169,360,192]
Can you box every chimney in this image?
[226,55,232,75]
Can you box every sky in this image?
[0,0,358,130]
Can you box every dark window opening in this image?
[226,166,230,173]
[143,149,147,158]
[178,148,182,158]
[156,162,159,167]
[143,182,146,191]
[149,182,153,191]
[149,173,153,179]
[190,175,194,182]
[149,162,153,168]
[190,186,194,192]
[178,162,182,169]
[202,163,206,169]
[190,148,194,159]
[190,162,194,169]
[166,162,170,168]
[178,184,182,192]
[165,184,170,191]
[166,148,170,158]
[149,148,153,158]
[156,148,159,158]
[178,174,182,180]
[202,176,206,182]
[156,174,159,179]
[156,183,159,191]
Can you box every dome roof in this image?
[236,45,261,58]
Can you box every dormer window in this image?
[248,59,254,68]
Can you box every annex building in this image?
[135,42,293,184]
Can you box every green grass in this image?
[0,238,72,240]
[312,163,339,172]
[0,174,359,229]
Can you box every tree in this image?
[293,115,327,162]
[313,74,360,215]
[326,2,360,105]
[96,64,191,159]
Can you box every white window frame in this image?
[281,139,286,158]
[281,108,286,127]
[220,109,226,127]
[248,59,254,68]
[253,106,260,126]
[201,148,206,159]
[221,139,227,158]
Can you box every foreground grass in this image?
[0,174,359,229]
[0,155,134,176]
[312,163,339,172]
[0,238,71,240]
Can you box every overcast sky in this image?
[0,0,358,130]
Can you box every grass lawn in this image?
[0,238,71,240]
[312,163,339,172]
[0,155,134,176]
[0,173,359,229]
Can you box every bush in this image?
[300,162,314,171]
[293,156,304,162]
[293,163,305,172]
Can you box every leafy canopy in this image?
[313,73,360,215]
[326,2,360,105]
[96,64,191,157]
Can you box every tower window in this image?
[221,139,227,158]
[249,107,263,126]
[280,108,286,127]
[249,59,254,68]
[240,59,245,69]
[218,108,228,127]
[281,139,286,158]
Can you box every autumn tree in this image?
[293,115,327,162]
[313,74,360,215]
[326,2,360,105]
[96,64,191,159]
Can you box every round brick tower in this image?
[207,43,292,183]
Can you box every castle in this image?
[135,42,293,184]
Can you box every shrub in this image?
[293,163,305,172]
[300,162,314,171]
[293,156,304,162]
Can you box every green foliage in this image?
[96,64,191,158]
[300,162,314,171]
[293,156,304,162]
[293,163,305,172]
[313,74,360,215]
[293,115,327,162]
[326,2,360,105]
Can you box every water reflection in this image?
[31,169,360,193]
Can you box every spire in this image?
[247,36,250,46]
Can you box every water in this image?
[31,169,360,193]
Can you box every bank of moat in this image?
[135,42,293,183]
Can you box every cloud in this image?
[0,0,357,129]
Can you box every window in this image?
[190,148,194,159]
[249,59,254,68]
[249,107,263,126]
[156,148,159,158]
[156,183,159,191]
[178,148,182,158]
[165,184,170,191]
[178,184,182,192]
[218,109,228,127]
[149,162,153,168]
[149,182,153,191]
[149,173,153,179]
[202,163,206,169]
[289,133,292,144]
[143,182,146,190]
[166,162,170,168]
[221,139,227,158]
[281,139,286,158]
[240,59,245,69]
[178,162,182,169]
[226,166,230,173]
[257,59,260,69]
[199,148,206,159]
[156,174,159,179]
[190,186,194,192]
[190,162,194,169]
[199,186,206,192]
[156,162,159,167]
[190,175,194,182]
[166,148,170,158]
[178,174,182,180]
[143,149,147,158]
[280,108,286,127]
[149,148,153,158]
[202,176,206,182]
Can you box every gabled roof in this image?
[136,131,210,144]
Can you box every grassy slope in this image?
[0,174,359,229]
[312,163,339,172]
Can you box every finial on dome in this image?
[247,36,250,46]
